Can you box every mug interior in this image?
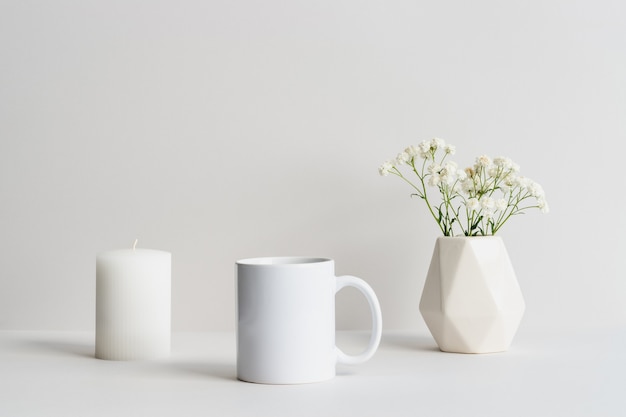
[237,257,331,266]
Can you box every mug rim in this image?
[236,256,332,266]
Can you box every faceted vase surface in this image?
[419,236,525,353]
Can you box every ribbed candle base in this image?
[95,331,170,360]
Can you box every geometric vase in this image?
[419,236,525,353]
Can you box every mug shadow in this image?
[383,333,440,352]
[164,361,238,382]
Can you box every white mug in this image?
[236,257,383,384]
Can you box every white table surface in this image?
[1,327,624,417]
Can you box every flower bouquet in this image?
[379,137,548,236]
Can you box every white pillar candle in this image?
[95,242,171,360]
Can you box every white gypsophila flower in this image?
[503,173,518,187]
[466,197,480,211]
[379,161,394,176]
[427,163,441,174]
[418,140,431,159]
[475,155,492,168]
[439,170,450,186]
[456,169,467,181]
[487,166,499,178]
[441,162,458,186]
[428,174,441,187]
[444,144,456,155]
[517,176,532,191]
[442,173,455,186]
[496,198,508,211]
[493,157,513,170]
[396,151,410,165]
[444,160,458,171]
[479,197,496,219]
[480,197,495,211]
[461,178,474,193]
[431,137,445,150]
[538,198,550,213]
[405,145,419,158]
[528,181,545,198]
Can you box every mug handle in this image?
[334,275,383,365]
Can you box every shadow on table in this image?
[17,338,95,358]
[383,333,440,352]
[165,361,238,382]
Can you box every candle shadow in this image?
[17,338,95,358]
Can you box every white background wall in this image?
[1,0,624,332]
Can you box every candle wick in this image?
[133,239,138,251]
